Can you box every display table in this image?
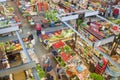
[20,49,39,63]
[66,55,90,80]
[40,29,74,49]
[50,40,91,79]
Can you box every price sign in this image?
[0,0,6,2]
[52,0,60,3]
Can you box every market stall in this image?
[16,0,50,26]
[0,3,21,37]
[0,47,11,80]
[56,8,120,79]
[40,29,74,49]
[66,55,90,80]
[16,0,37,26]
[108,5,120,25]
[88,0,108,12]
[0,37,38,80]
[51,40,92,80]
[76,15,120,48]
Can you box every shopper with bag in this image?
[41,55,51,72]
[56,64,66,79]
[27,32,35,48]
[113,8,119,18]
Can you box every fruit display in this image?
[52,41,65,49]
[49,29,74,41]
[0,5,21,29]
[41,34,49,40]
[40,29,74,46]
[88,0,107,12]
[18,0,37,17]
[0,38,30,52]
[80,18,115,43]
[59,52,72,62]
[110,26,120,35]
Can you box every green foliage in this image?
[36,64,45,78]
[56,56,66,67]
[77,19,83,27]
[64,45,71,54]
[44,10,58,22]
[58,47,62,53]
[31,78,35,80]
[89,73,104,80]
[60,60,66,67]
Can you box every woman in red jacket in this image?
[35,23,42,37]
[113,8,119,18]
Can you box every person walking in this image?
[35,23,42,37]
[56,64,66,79]
[27,32,35,49]
[27,32,34,41]
[106,5,112,17]
[113,8,119,18]
[41,55,51,72]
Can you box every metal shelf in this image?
[0,26,19,34]
[0,25,40,79]
[96,15,120,28]
[94,36,115,47]
[105,66,120,77]
[57,13,120,77]
[57,10,99,21]
[0,61,36,77]
[62,21,93,46]
[95,48,120,69]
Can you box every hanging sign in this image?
[52,0,60,4]
[61,14,79,21]
[94,36,115,47]
[85,11,99,17]
[0,0,6,2]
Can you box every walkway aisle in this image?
[6,0,48,59]
[6,0,50,80]
[6,1,67,80]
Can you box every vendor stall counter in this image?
[39,29,74,49]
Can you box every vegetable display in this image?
[56,56,66,67]
[36,64,45,79]
[89,73,104,80]
[109,18,120,25]
[0,38,30,52]
[41,29,74,43]
[52,41,65,49]
[44,10,58,22]
[59,52,72,62]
